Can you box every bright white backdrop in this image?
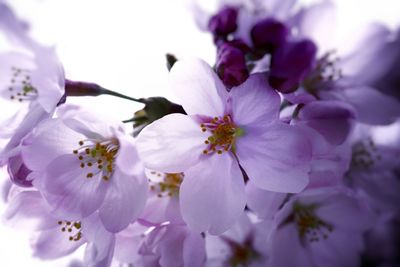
[0,0,399,266]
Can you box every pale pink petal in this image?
[297,100,355,145]
[183,231,206,267]
[32,227,85,260]
[236,123,311,193]
[269,224,312,267]
[309,230,363,267]
[136,114,205,173]
[158,226,186,267]
[316,194,375,232]
[39,155,108,219]
[245,181,287,219]
[180,153,245,234]
[21,119,84,171]
[83,214,116,267]
[342,86,400,125]
[115,133,143,176]
[169,59,228,116]
[4,191,56,231]
[229,73,280,127]
[339,23,394,84]
[99,169,148,233]
[2,102,49,158]
[297,1,336,53]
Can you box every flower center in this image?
[303,50,342,95]
[57,220,82,242]
[350,138,380,171]
[223,235,261,267]
[200,115,241,155]
[148,171,184,198]
[72,138,119,181]
[7,67,38,102]
[293,202,333,243]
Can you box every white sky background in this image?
[0,0,399,266]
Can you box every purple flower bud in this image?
[7,154,32,187]
[216,42,249,89]
[251,18,289,52]
[269,39,317,93]
[208,6,238,39]
[65,80,105,97]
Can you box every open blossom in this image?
[21,106,148,232]
[5,191,115,267]
[267,188,374,267]
[137,58,312,234]
[0,3,65,119]
[140,170,184,224]
[206,214,270,267]
[346,134,400,213]
[293,1,400,125]
[0,3,65,167]
[136,221,206,267]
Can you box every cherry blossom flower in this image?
[21,106,148,232]
[206,214,270,267]
[137,58,312,234]
[5,191,115,267]
[0,3,65,169]
[268,188,374,267]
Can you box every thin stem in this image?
[101,88,146,104]
[122,118,136,123]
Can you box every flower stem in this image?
[65,79,146,104]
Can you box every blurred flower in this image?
[5,191,115,267]
[206,214,270,267]
[268,189,374,267]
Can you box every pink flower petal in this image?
[32,227,85,260]
[229,73,280,127]
[245,181,287,219]
[22,119,84,171]
[99,169,147,233]
[136,114,205,173]
[180,153,245,235]
[169,58,228,117]
[342,86,400,125]
[39,154,108,219]
[236,122,311,193]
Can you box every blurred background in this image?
[0,0,399,265]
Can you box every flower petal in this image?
[4,191,56,231]
[316,194,375,232]
[38,154,108,219]
[21,118,84,171]
[32,227,85,259]
[297,100,355,145]
[237,122,311,193]
[115,133,143,176]
[83,214,116,267]
[169,58,228,116]
[245,181,287,219]
[183,231,206,267]
[342,86,400,125]
[180,153,245,235]
[229,73,280,127]
[99,169,148,233]
[136,114,205,173]
[297,1,336,53]
[269,224,312,267]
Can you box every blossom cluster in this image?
[0,1,400,267]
